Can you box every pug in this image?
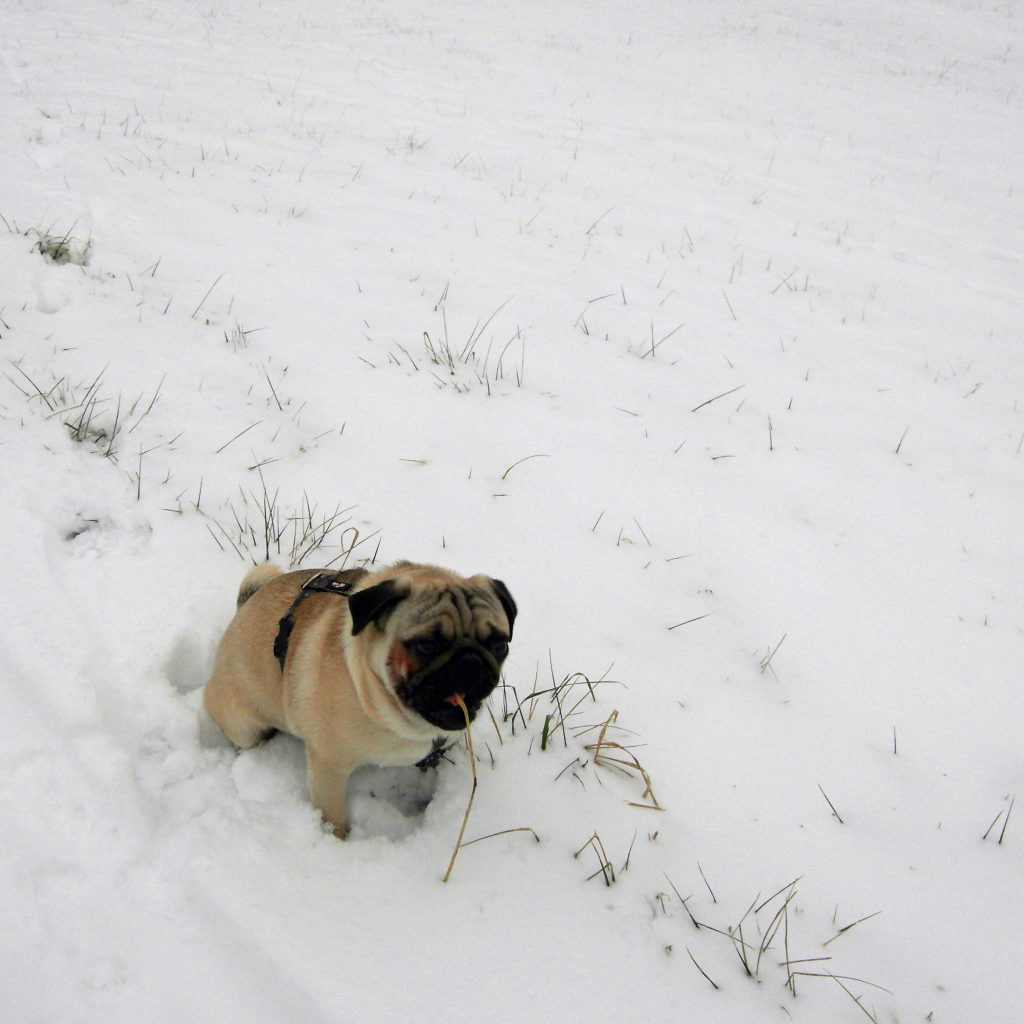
[202,560,516,837]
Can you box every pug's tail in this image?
[236,562,284,608]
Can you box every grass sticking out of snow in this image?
[1,1,1022,1022]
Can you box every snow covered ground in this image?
[2,1,1022,1021]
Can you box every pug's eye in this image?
[486,637,509,661]
[408,637,440,660]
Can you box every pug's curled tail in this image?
[236,562,284,608]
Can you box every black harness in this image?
[272,569,448,771]
[273,571,355,670]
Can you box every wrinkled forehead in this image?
[402,582,507,637]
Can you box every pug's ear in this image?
[488,578,517,639]
[348,579,407,635]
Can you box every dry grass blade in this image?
[791,971,891,994]
[459,827,540,849]
[546,671,608,729]
[784,894,795,996]
[697,861,717,903]
[691,382,745,413]
[760,633,787,674]
[999,795,1014,845]
[734,919,753,976]
[215,419,262,454]
[621,829,638,872]
[442,696,477,883]
[459,295,514,361]
[818,783,845,824]
[261,361,284,411]
[591,708,619,761]
[729,893,761,977]
[6,360,59,410]
[981,807,1004,840]
[689,917,758,949]
[486,705,504,745]
[663,873,701,930]
[793,970,891,1022]
[584,724,661,808]
[756,886,799,975]
[500,453,550,480]
[191,272,224,319]
[668,612,712,630]
[755,875,804,914]
[686,947,719,990]
[823,910,882,947]
[574,832,615,886]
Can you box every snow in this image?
[2,0,1022,1021]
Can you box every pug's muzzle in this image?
[396,642,501,731]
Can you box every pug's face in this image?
[348,569,516,732]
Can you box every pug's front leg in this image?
[305,748,356,839]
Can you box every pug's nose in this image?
[449,650,489,688]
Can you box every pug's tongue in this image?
[445,693,466,706]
